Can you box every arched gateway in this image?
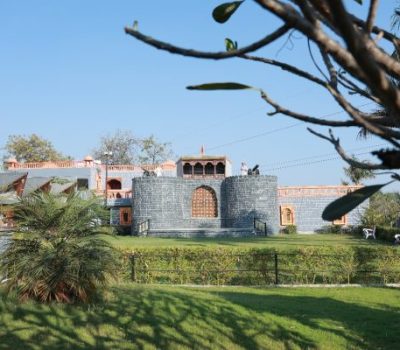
[191,186,218,218]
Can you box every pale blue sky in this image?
[0,1,397,189]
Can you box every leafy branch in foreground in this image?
[125,1,400,215]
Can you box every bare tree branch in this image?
[241,54,327,87]
[124,24,291,60]
[319,48,338,88]
[260,89,357,127]
[308,128,389,170]
[327,1,400,119]
[337,72,381,104]
[366,0,380,34]
[350,14,398,43]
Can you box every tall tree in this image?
[125,1,400,218]
[4,134,70,163]
[138,135,174,165]
[92,130,139,164]
[362,192,400,227]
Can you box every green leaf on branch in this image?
[322,183,392,221]
[187,82,254,90]
[225,38,238,51]
[353,0,363,4]
[212,1,244,23]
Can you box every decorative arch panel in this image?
[192,186,218,218]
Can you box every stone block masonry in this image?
[132,175,279,234]
[278,186,365,232]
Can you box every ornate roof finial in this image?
[200,145,205,156]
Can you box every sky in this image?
[0,1,398,190]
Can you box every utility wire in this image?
[258,143,385,169]
[263,151,375,172]
[205,102,374,152]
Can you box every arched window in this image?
[194,162,204,176]
[216,162,225,175]
[205,162,214,175]
[183,163,192,175]
[192,186,218,218]
[107,179,122,190]
[280,206,295,225]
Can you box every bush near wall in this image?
[282,225,297,235]
[375,226,400,243]
[119,246,400,286]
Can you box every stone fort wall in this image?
[132,175,279,233]
[277,186,364,232]
[224,176,278,233]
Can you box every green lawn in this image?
[1,285,399,349]
[103,233,387,250]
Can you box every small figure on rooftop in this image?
[240,162,248,176]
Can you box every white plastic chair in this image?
[363,226,376,239]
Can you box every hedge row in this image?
[375,226,400,243]
[118,246,400,285]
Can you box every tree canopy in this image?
[139,135,174,165]
[4,134,70,163]
[92,130,139,165]
[93,130,174,165]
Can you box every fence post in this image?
[131,254,136,282]
[264,223,267,236]
[274,252,279,285]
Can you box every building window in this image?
[77,178,89,189]
[120,207,132,226]
[194,162,204,176]
[333,215,347,226]
[192,186,218,218]
[280,206,295,226]
[216,162,225,175]
[183,163,192,175]
[107,179,122,190]
[205,162,214,175]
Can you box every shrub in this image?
[361,192,400,227]
[375,226,400,243]
[120,245,400,286]
[0,193,119,303]
[282,225,297,235]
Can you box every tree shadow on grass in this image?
[1,286,398,349]
[210,288,400,350]
[0,286,316,350]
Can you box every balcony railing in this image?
[106,189,132,199]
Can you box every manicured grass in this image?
[0,285,399,349]
[103,234,387,250]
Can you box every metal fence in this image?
[126,251,400,286]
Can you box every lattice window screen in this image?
[192,186,218,218]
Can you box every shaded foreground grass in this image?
[1,285,399,349]
[104,233,387,250]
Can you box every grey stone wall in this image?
[132,177,225,232]
[224,176,279,234]
[132,175,279,234]
[278,195,364,232]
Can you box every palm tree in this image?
[0,192,118,303]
